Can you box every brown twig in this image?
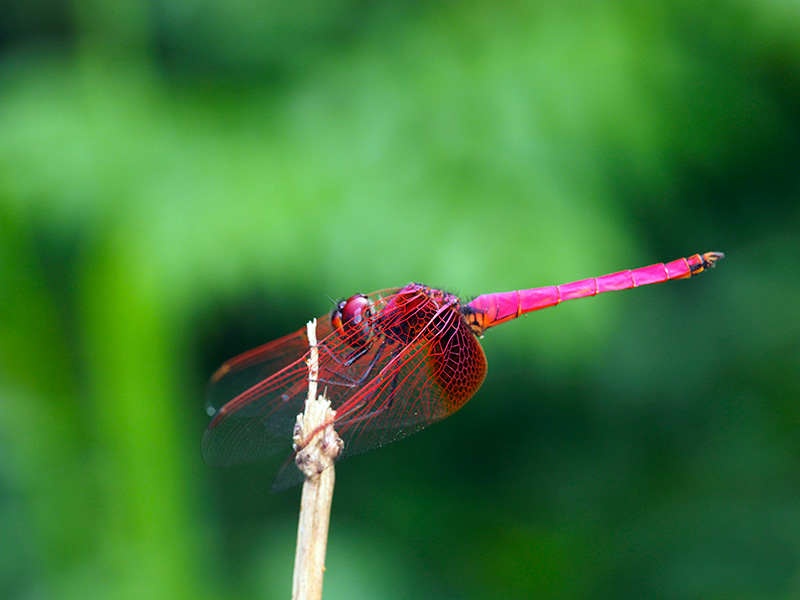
[292,319,343,600]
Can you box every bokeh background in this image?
[2,1,799,599]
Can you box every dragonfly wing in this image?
[202,318,337,466]
[202,300,399,467]
[206,320,334,414]
[203,286,486,486]
[202,355,310,466]
[270,309,487,490]
[334,309,488,457]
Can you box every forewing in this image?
[206,323,331,416]
[202,326,316,466]
[202,290,402,466]
[334,307,487,457]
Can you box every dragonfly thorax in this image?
[375,283,462,344]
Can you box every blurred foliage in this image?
[1,1,799,599]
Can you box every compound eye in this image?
[331,294,372,347]
[331,294,370,328]
[339,294,370,326]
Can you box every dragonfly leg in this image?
[344,344,370,367]
[317,340,357,368]
[337,350,406,427]
[318,339,391,389]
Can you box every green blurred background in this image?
[2,1,799,598]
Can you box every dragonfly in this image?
[202,251,723,490]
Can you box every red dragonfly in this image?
[203,251,723,490]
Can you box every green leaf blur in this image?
[1,1,798,599]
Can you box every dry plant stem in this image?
[292,319,343,600]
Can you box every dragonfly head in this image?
[331,293,373,345]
